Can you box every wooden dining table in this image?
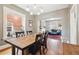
[5,34,38,55]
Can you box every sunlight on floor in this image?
[47,38,63,55]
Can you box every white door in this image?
[70,5,77,44]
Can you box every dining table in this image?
[5,33,42,55]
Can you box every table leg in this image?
[40,46,42,55]
[12,45,15,55]
[22,49,24,55]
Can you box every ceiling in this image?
[15,4,69,15]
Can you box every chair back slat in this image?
[15,31,25,38]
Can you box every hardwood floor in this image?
[0,39,79,55]
[0,47,11,55]
[63,43,79,55]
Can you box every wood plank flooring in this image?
[63,43,79,55]
[1,39,79,55]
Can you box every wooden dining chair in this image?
[40,31,48,54]
[28,32,48,55]
[28,34,42,55]
[16,31,25,38]
[26,31,32,35]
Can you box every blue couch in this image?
[48,29,61,35]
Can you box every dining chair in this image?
[40,31,48,54]
[28,32,48,55]
[28,34,42,55]
[16,31,25,38]
[26,31,32,35]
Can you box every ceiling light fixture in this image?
[30,12,33,15]
[40,9,44,13]
[34,6,37,9]
[37,12,40,15]
[26,8,30,12]
[33,4,37,9]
